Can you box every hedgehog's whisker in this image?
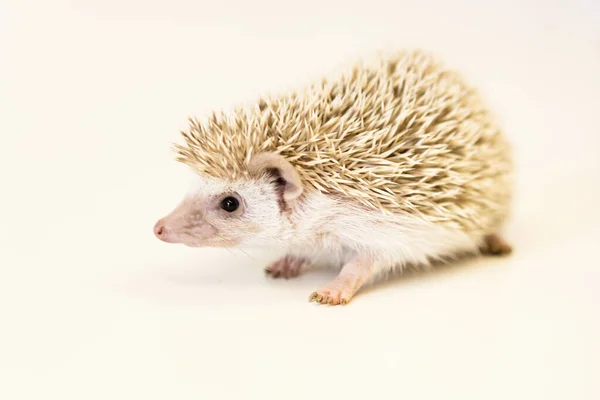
[238,248,256,262]
[215,233,256,262]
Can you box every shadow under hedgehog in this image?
[154,49,513,306]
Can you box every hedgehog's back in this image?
[176,49,513,235]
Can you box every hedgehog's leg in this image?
[265,255,308,279]
[309,256,373,306]
[481,234,512,256]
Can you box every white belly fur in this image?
[285,193,483,280]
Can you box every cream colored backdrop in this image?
[1,1,599,399]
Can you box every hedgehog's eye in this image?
[220,196,239,212]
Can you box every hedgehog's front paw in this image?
[309,262,371,306]
[309,285,356,305]
[309,288,351,305]
[309,279,357,306]
[265,256,306,279]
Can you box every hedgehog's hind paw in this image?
[481,234,512,256]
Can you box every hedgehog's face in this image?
[154,152,303,248]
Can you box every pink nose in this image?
[154,220,166,240]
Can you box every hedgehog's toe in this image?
[309,287,353,306]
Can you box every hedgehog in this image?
[153,49,513,306]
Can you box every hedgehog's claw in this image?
[309,288,344,306]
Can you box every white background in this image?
[1,0,599,399]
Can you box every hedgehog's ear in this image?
[248,152,303,201]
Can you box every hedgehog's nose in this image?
[154,220,167,241]
[154,219,179,243]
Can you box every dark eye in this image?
[220,196,239,212]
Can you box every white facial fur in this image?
[154,170,289,248]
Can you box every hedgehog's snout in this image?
[153,201,220,247]
[154,222,163,237]
[153,217,188,244]
[154,219,173,242]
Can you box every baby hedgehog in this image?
[154,49,513,306]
